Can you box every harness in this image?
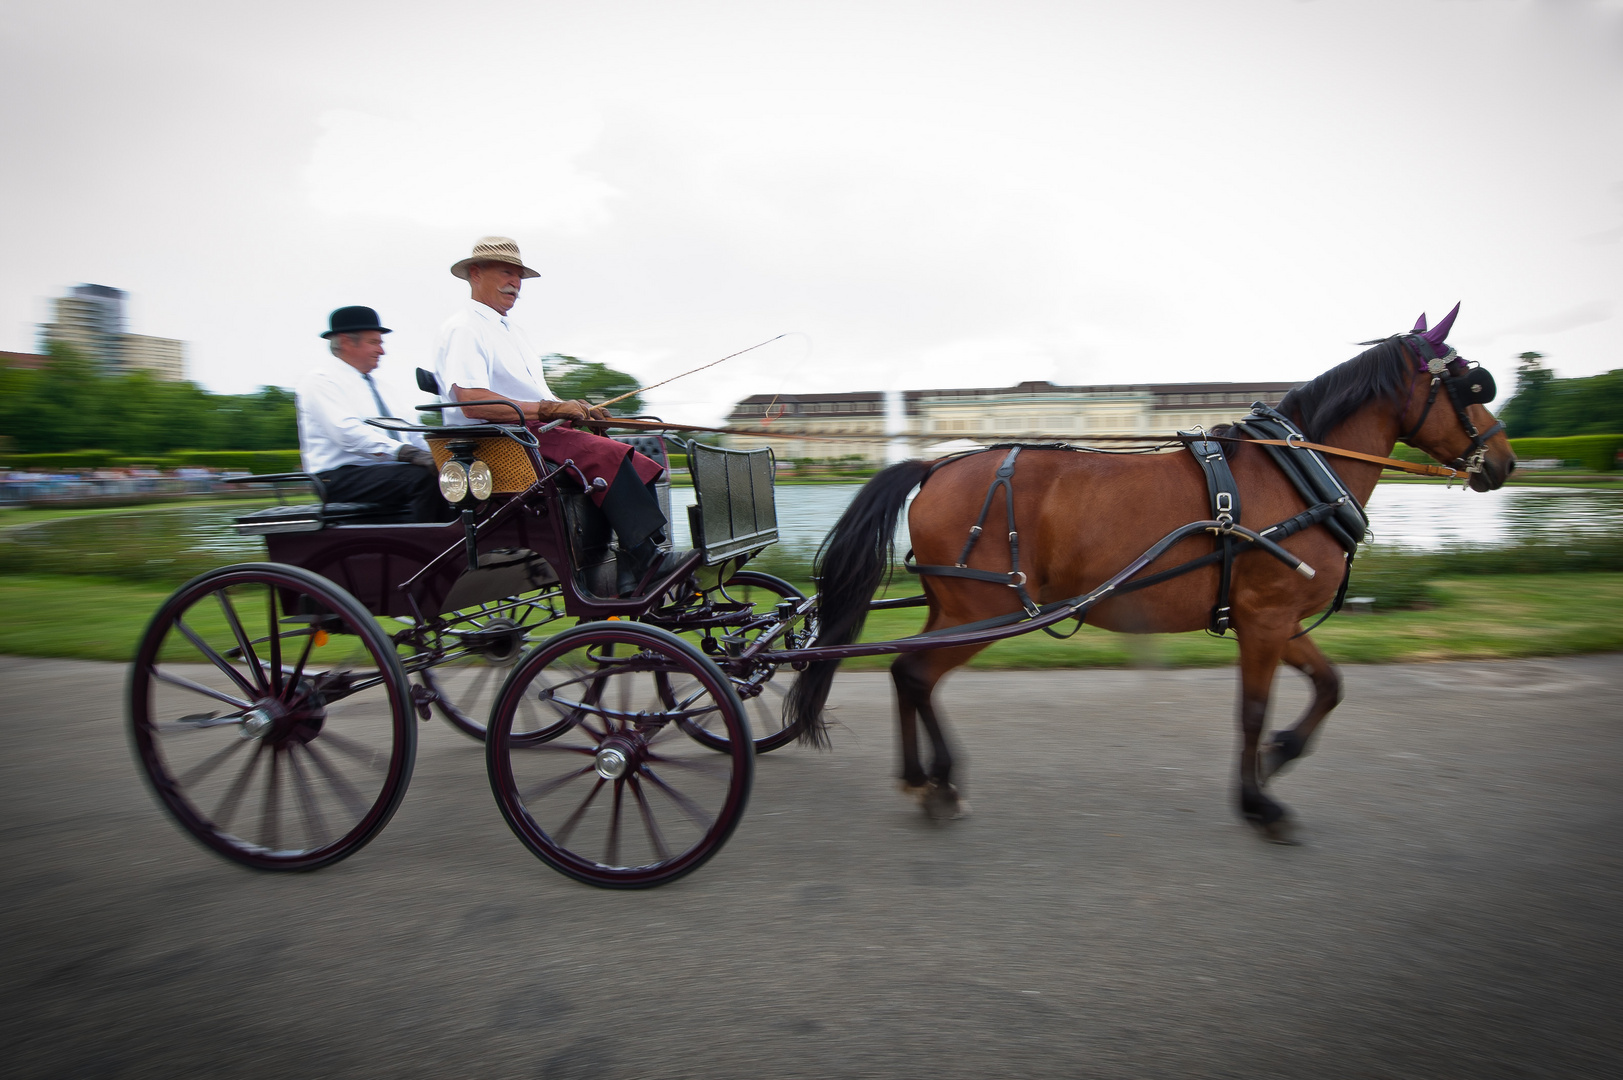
[904,430,1355,638]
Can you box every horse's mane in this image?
[1275,337,1411,442]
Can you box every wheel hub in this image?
[594,732,645,780]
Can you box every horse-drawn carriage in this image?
[129,311,1515,882]
[128,409,810,888]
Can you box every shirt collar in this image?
[466,298,510,329]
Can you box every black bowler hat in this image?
[321,305,392,338]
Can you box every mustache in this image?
[499,286,520,296]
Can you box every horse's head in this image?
[1396,303,1516,491]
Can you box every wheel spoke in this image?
[627,776,671,862]
[300,740,373,819]
[553,777,608,847]
[518,762,596,802]
[286,746,331,849]
[644,752,733,780]
[214,589,268,694]
[638,766,715,831]
[605,780,624,866]
[174,735,251,789]
[266,584,284,698]
[173,617,260,700]
[151,666,251,711]
[262,746,283,851]
[318,730,387,771]
[212,741,266,831]
[283,626,318,704]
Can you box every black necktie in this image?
[362,373,401,441]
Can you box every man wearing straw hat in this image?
[434,236,682,594]
[296,306,448,522]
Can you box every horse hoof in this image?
[920,780,968,821]
[1261,731,1306,780]
[1245,812,1299,845]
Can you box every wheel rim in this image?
[487,623,752,888]
[129,564,414,871]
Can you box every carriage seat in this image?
[232,501,402,535]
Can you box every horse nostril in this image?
[1506,458,1516,475]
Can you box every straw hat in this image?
[450,236,541,280]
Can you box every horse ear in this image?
[1412,312,1428,333]
[1422,302,1461,348]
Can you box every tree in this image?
[542,354,645,415]
[1499,351,1555,438]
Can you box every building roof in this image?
[0,350,47,370]
[725,378,1304,420]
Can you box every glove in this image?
[396,445,436,469]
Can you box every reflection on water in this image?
[5,484,1620,584]
[1362,485,1623,550]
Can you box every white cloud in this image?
[302,108,618,233]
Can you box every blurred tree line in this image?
[1499,352,1623,437]
[0,343,296,454]
[543,354,645,414]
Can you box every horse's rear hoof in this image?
[1245,812,1299,845]
[905,779,968,820]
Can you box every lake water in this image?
[5,483,1620,584]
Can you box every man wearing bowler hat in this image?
[296,306,447,522]
[434,236,685,594]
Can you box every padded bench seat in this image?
[233,502,395,535]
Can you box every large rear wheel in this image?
[128,563,415,871]
[486,621,753,888]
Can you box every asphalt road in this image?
[3,653,1620,1079]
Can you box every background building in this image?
[725,378,1304,463]
[39,284,187,380]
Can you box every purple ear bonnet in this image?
[1412,313,1428,333]
[1421,302,1460,354]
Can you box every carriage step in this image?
[233,502,394,534]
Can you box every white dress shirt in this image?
[295,354,429,474]
[433,299,558,425]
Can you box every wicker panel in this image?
[427,436,539,493]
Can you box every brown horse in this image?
[786,314,1516,839]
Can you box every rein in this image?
[1216,436,1466,479]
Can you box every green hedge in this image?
[2,449,302,474]
[1389,435,1621,471]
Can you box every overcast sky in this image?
[2,0,1619,426]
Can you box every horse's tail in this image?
[786,459,932,747]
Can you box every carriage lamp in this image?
[467,460,494,501]
[438,459,469,504]
[439,442,493,506]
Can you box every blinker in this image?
[1456,365,1496,405]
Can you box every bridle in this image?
[1395,335,1504,478]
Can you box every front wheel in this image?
[128,563,415,871]
[486,621,753,888]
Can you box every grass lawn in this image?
[0,495,276,531]
[2,572,1620,668]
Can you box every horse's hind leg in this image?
[891,646,976,820]
[1235,625,1295,842]
[1263,631,1343,779]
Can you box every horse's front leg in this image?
[1263,631,1343,779]
[1235,625,1294,842]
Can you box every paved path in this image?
[3,654,1620,1079]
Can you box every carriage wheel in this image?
[678,571,814,755]
[486,621,753,888]
[129,563,415,871]
[416,590,566,742]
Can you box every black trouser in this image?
[595,455,667,551]
[317,463,452,523]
